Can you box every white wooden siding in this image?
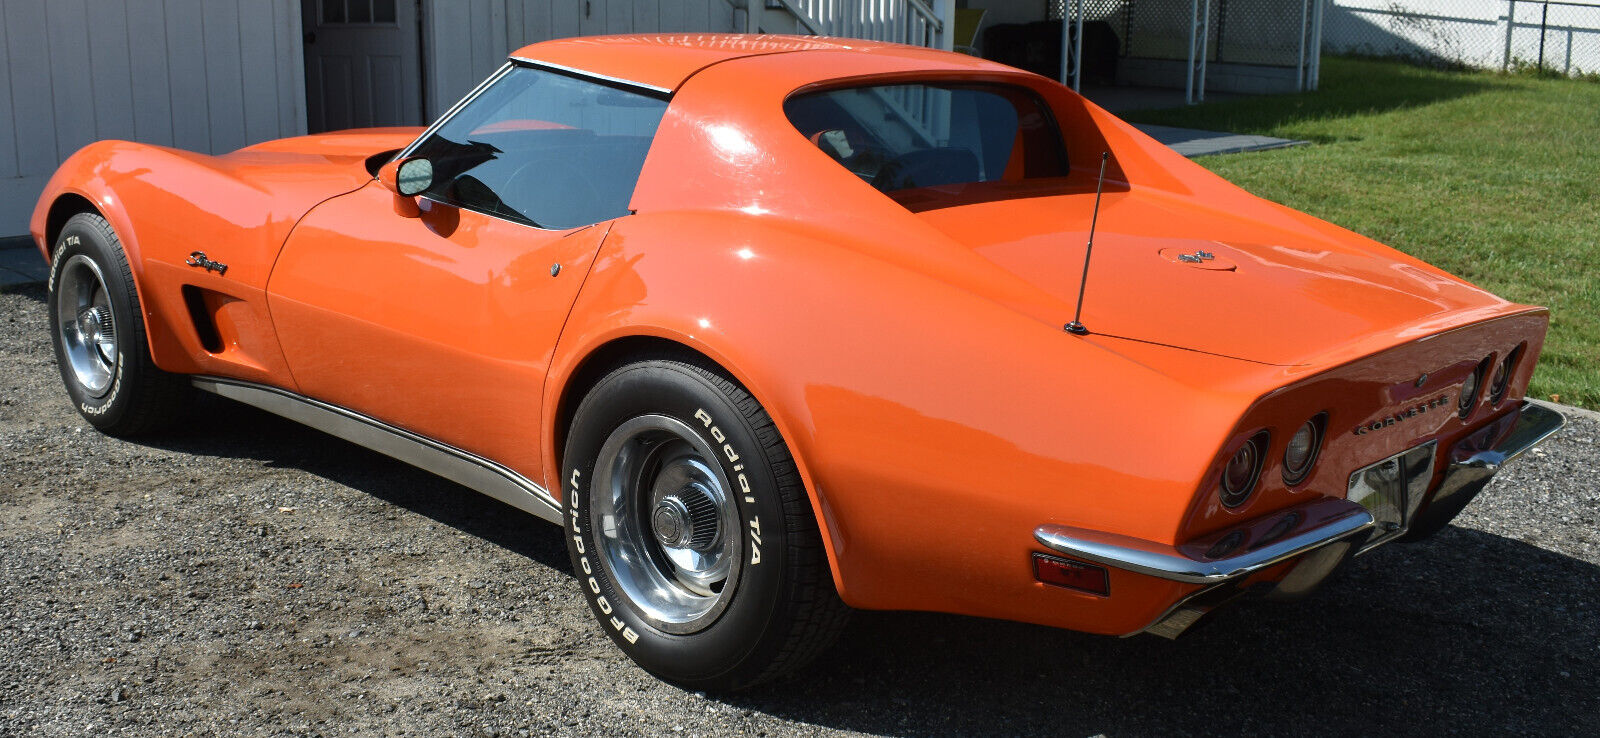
[0,0,305,237]
[3,0,741,236]
[422,0,737,119]
[422,0,509,121]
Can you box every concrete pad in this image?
[1080,85,1308,158]
[1131,123,1308,158]
[1,239,47,289]
[1083,85,1245,113]
[1533,398,1600,423]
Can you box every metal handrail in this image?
[905,0,945,31]
[772,0,823,35]
[752,1,948,47]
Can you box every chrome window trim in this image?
[393,62,515,162]
[508,56,673,97]
[394,57,669,164]
[191,376,562,525]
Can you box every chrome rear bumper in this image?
[1034,498,1374,586]
[1033,400,1565,637]
[1405,401,1565,540]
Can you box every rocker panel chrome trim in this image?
[191,377,562,524]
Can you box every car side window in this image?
[407,65,669,230]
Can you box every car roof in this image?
[511,33,1018,93]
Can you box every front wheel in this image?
[47,212,187,436]
[563,356,847,690]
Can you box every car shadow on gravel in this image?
[146,397,1599,735]
[132,400,574,576]
[129,395,1598,736]
[727,529,1600,736]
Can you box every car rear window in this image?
[784,83,1069,196]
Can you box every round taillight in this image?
[1282,414,1325,486]
[1220,432,1268,508]
[1490,347,1520,405]
[1458,360,1486,419]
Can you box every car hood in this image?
[216,127,425,193]
[909,182,1517,366]
[229,126,423,163]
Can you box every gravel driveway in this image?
[2,281,1597,737]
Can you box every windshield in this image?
[784,83,1070,196]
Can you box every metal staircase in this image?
[729,0,952,51]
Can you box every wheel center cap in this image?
[77,307,111,344]
[78,309,99,340]
[652,498,690,547]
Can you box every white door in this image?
[303,0,423,132]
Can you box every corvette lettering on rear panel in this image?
[1353,395,1453,435]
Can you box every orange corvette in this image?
[31,35,1563,689]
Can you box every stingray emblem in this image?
[1177,250,1215,263]
[185,251,228,276]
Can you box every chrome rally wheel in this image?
[54,254,120,397]
[563,356,849,690]
[47,212,187,436]
[591,414,742,634]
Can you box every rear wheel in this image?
[47,212,187,436]
[563,356,848,690]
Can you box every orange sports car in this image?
[31,34,1564,690]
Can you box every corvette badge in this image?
[1353,394,1452,435]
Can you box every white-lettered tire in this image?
[47,212,187,436]
[562,356,848,690]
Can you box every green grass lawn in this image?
[1123,56,1600,409]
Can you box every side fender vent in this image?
[181,285,224,353]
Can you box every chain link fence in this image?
[1050,0,1316,66]
[1042,1,1319,97]
[1323,1,1600,76]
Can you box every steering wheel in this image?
[501,155,607,229]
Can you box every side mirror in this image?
[377,156,434,217]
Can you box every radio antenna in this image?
[1065,151,1111,336]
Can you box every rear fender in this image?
[545,210,1261,633]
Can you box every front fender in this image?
[545,210,1271,634]
[32,142,196,376]
[30,139,378,385]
